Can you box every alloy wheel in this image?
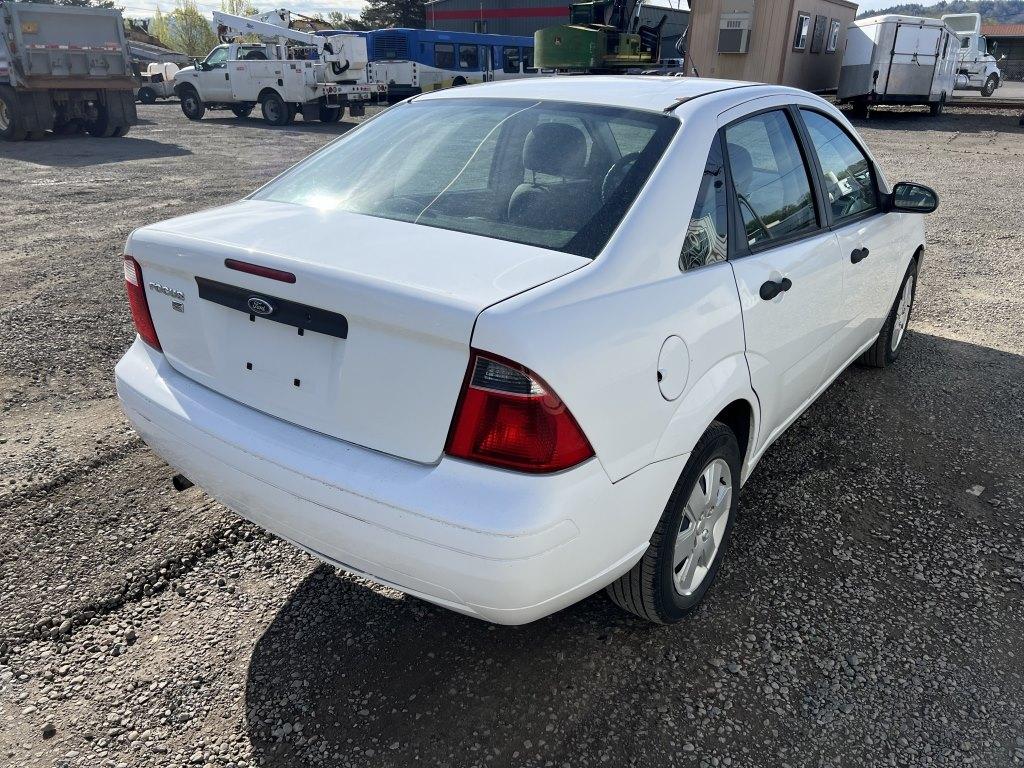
[673,458,732,596]
[891,275,914,351]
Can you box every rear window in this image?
[254,98,678,259]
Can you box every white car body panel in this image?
[116,77,929,623]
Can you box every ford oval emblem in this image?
[247,296,274,316]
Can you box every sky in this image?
[120,0,945,22]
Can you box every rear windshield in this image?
[254,98,678,259]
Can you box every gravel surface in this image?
[1,103,1023,768]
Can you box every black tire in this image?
[850,98,868,119]
[0,86,28,141]
[319,104,342,123]
[261,92,291,126]
[138,87,158,105]
[451,77,467,87]
[85,106,118,138]
[26,129,46,141]
[606,421,741,624]
[231,104,253,119]
[179,87,205,120]
[929,96,945,116]
[981,74,998,97]
[857,258,918,368]
[112,124,131,138]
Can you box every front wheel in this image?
[857,258,918,368]
[180,88,205,120]
[138,87,158,105]
[231,104,253,119]
[981,74,998,97]
[606,422,740,624]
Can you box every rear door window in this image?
[724,110,818,248]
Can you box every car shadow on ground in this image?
[242,329,1024,767]
[0,134,192,167]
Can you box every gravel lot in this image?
[1,102,1023,768]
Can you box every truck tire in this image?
[138,87,158,105]
[981,74,998,97]
[850,97,868,119]
[318,104,342,123]
[261,92,291,126]
[0,86,28,141]
[86,105,119,138]
[231,105,253,119]
[929,95,945,116]
[112,124,131,138]
[179,87,205,120]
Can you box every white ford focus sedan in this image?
[116,77,937,625]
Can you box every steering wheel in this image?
[736,192,771,243]
[601,152,641,202]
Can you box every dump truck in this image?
[0,1,137,140]
[534,0,666,72]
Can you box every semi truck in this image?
[0,1,137,141]
[838,15,960,117]
[942,12,1003,96]
[173,9,385,126]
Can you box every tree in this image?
[221,0,260,17]
[149,6,173,48]
[31,0,115,8]
[168,0,219,57]
[326,11,370,30]
[358,0,425,29]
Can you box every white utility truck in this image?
[942,12,1003,96]
[136,62,178,104]
[173,9,385,125]
[838,15,959,117]
[0,1,137,140]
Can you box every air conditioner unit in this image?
[718,11,752,53]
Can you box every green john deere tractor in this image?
[534,0,667,72]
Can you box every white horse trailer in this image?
[838,15,959,117]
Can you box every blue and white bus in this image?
[364,28,540,102]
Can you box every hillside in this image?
[857,0,1024,22]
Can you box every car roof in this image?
[415,76,805,114]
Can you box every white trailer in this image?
[173,9,385,126]
[942,13,1003,96]
[838,15,959,117]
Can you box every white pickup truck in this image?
[173,11,385,126]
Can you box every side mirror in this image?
[890,182,939,214]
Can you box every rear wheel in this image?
[319,104,342,123]
[179,87,205,120]
[231,104,253,119]
[929,95,945,116]
[850,97,868,119]
[0,86,27,141]
[138,86,158,105]
[261,92,291,126]
[981,74,998,97]
[86,106,119,138]
[857,258,918,368]
[606,422,740,624]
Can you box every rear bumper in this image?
[115,339,683,624]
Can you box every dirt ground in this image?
[1,102,1023,768]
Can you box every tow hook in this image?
[172,474,194,492]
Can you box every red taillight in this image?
[123,255,161,351]
[445,351,593,473]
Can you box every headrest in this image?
[727,142,753,191]
[523,123,587,177]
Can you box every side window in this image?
[800,110,878,223]
[435,43,455,69]
[725,110,818,247]
[503,46,521,73]
[458,44,479,70]
[205,46,229,68]
[793,13,810,50]
[680,134,729,271]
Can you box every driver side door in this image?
[797,108,905,369]
[197,45,233,103]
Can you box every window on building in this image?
[458,44,479,70]
[826,19,841,52]
[435,42,455,69]
[793,13,811,50]
[523,47,537,72]
[680,134,729,271]
[472,20,488,33]
[725,110,818,247]
[502,46,521,73]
